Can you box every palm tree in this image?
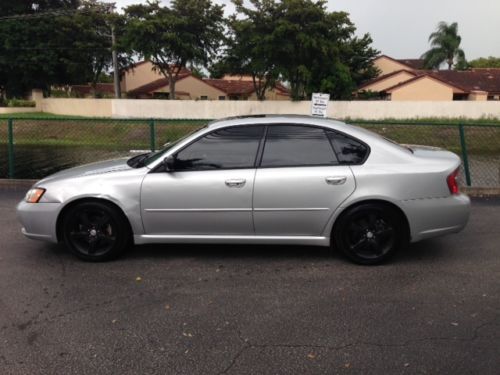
[421,22,466,70]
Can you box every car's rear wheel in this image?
[62,201,130,261]
[333,203,406,265]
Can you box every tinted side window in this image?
[327,131,368,164]
[175,126,264,171]
[261,125,338,167]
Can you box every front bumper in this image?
[17,200,62,243]
[402,194,471,242]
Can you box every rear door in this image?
[253,125,357,236]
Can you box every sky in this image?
[102,0,500,60]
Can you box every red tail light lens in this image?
[447,168,460,195]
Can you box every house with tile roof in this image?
[356,55,500,101]
[372,55,427,76]
[120,61,289,100]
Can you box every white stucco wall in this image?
[36,98,500,120]
[112,100,500,120]
[41,98,113,117]
[327,101,500,120]
[111,99,311,119]
[0,107,38,114]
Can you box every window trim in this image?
[151,123,370,173]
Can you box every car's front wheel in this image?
[62,201,130,261]
[333,203,407,265]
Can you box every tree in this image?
[0,0,82,98]
[0,0,126,99]
[208,60,230,79]
[70,1,131,97]
[422,22,466,70]
[340,33,380,93]
[219,0,281,100]
[306,12,379,100]
[189,65,207,79]
[468,56,500,69]
[123,0,225,99]
[0,0,80,17]
[218,0,377,101]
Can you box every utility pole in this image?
[105,2,121,99]
[111,24,121,99]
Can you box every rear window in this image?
[326,131,368,164]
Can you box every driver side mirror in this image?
[163,155,176,172]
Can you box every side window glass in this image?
[261,125,338,167]
[175,126,264,171]
[327,131,368,164]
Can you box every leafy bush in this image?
[7,99,36,107]
[94,92,115,99]
[50,90,70,98]
[50,90,83,98]
[356,90,384,101]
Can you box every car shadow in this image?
[127,243,333,261]
[393,238,448,264]
[123,238,448,264]
[39,238,449,265]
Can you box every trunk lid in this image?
[405,144,461,165]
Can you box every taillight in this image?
[447,168,460,195]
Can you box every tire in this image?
[333,203,407,265]
[62,201,131,262]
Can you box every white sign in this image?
[311,93,330,118]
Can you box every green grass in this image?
[2,113,499,125]
[0,116,498,155]
[345,117,500,126]
[0,119,207,148]
[360,124,500,156]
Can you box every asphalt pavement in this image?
[0,190,499,375]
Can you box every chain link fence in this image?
[351,121,500,187]
[0,118,206,180]
[1,117,499,187]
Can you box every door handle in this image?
[225,179,246,188]
[325,176,347,185]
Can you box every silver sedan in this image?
[17,115,470,264]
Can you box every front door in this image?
[141,125,264,236]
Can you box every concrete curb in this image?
[1,179,499,197]
[461,187,500,198]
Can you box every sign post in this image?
[311,93,330,118]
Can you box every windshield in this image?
[127,126,205,168]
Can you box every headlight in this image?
[25,188,46,203]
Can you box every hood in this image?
[36,158,134,185]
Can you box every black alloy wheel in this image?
[333,203,406,265]
[62,201,130,261]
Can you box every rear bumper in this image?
[402,194,471,242]
[17,200,61,243]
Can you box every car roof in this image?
[208,114,348,129]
